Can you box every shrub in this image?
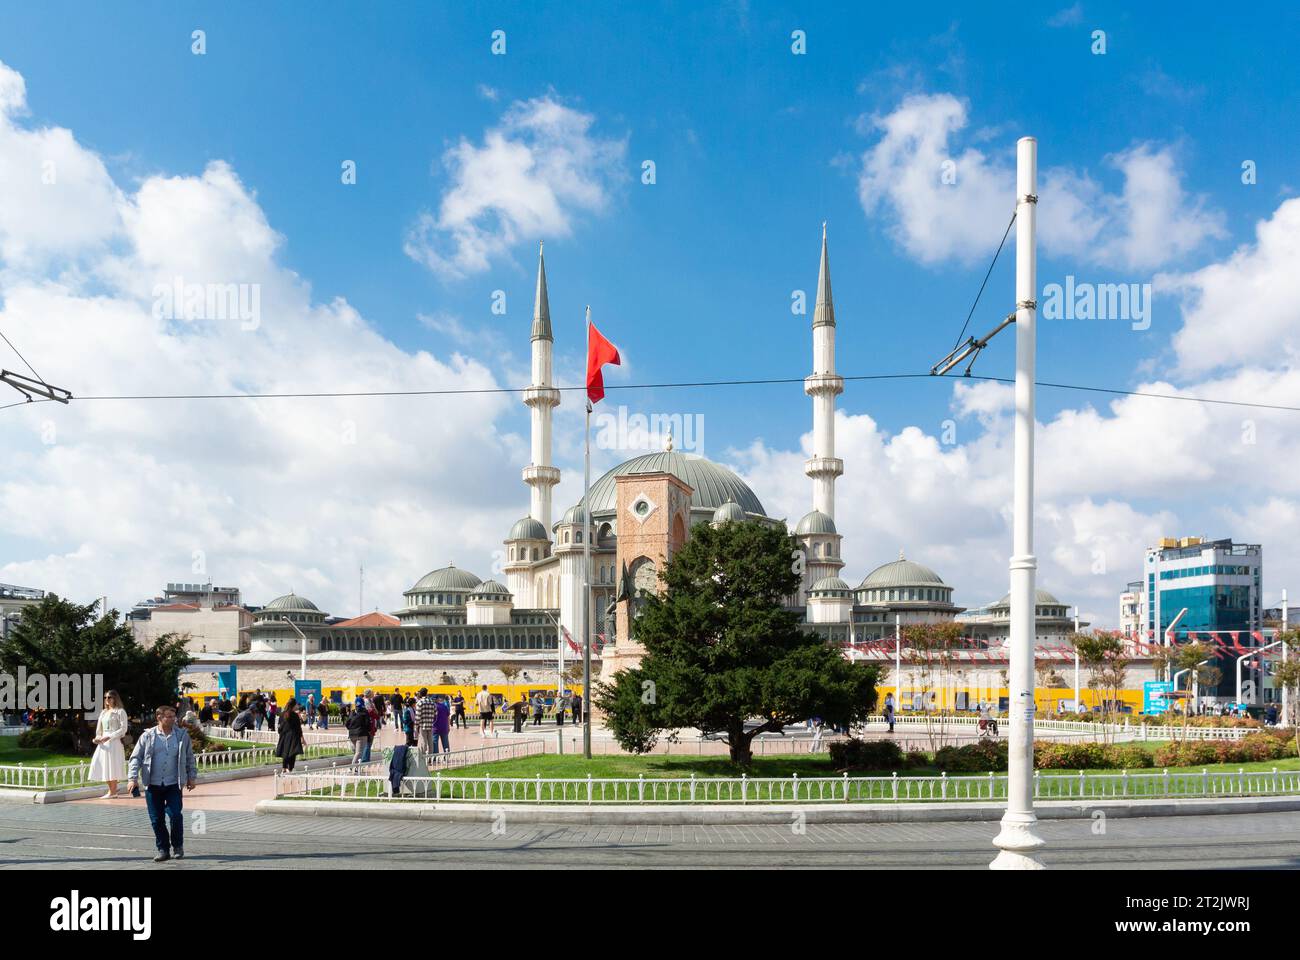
[934,740,1007,772]
[1108,744,1154,769]
[828,738,904,771]
[903,750,930,769]
[16,727,77,753]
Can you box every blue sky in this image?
[2,2,1299,622]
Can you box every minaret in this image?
[805,223,844,518]
[523,242,561,529]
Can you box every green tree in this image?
[1070,631,1130,741]
[0,594,193,753]
[499,663,521,700]
[594,520,878,765]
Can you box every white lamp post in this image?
[991,137,1046,870]
[280,617,307,682]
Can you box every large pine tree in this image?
[595,520,878,765]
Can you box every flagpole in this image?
[583,306,594,759]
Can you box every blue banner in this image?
[1144,680,1173,715]
[217,666,238,698]
[294,680,323,708]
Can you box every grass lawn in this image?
[0,735,86,767]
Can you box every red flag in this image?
[586,319,621,406]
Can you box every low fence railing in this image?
[203,725,347,745]
[277,738,547,791]
[275,766,1300,804]
[0,737,352,790]
[861,715,1254,742]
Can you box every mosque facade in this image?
[185,230,1084,696]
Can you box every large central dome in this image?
[582,451,766,517]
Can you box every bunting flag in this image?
[585,319,621,406]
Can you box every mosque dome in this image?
[262,593,321,614]
[407,564,482,594]
[712,499,747,523]
[859,556,947,590]
[579,451,766,518]
[809,576,852,595]
[508,517,548,541]
[794,509,837,536]
[468,580,512,601]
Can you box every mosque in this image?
[179,230,1087,700]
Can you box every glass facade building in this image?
[1138,538,1263,700]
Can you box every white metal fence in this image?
[863,714,1256,742]
[203,725,347,746]
[276,766,1300,804]
[0,737,352,790]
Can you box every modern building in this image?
[0,582,44,639]
[129,580,253,654]
[1120,536,1265,701]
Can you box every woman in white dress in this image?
[89,690,128,799]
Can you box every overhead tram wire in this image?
[0,372,1296,415]
[950,208,1017,351]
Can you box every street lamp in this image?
[280,616,307,683]
[1237,639,1283,711]
[929,138,1043,868]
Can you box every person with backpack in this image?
[346,697,371,765]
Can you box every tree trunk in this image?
[727,721,754,766]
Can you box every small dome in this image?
[557,503,587,527]
[992,589,1063,608]
[262,593,320,613]
[508,517,548,541]
[469,580,512,600]
[408,564,483,594]
[794,509,837,536]
[859,557,946,590]
[810,576,852,594]
[712,499,746,523]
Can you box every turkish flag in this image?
[586,320,621,406]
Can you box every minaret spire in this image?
[523,241,560,530]
[814,221,835,329]
[532,241,553,341]
[804,222,845,519]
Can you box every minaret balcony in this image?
[523,464,561,486]
[804,456,844,480]
[804,374,844,397]
[523,386,561,408]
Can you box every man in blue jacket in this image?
[127,705,198,862]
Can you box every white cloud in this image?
[1165,197,1300,375]
[1047,4,1084,27]
[856,93,1223,270]
[0,60,542,617]
[0,60,123,270]
[405,96,627,280]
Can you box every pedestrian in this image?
[252,692,266,731]
[232,703,255,738]
[318,697,330,730]
[362,690,379,762]
[432,694,452,760]
[476,684,495,737]
[452,692,466,729]
[883,697,895,734]
[403,696,417,748]
[555,692,567,727]
[198,701,214,726]
[416,688,435,758]
[510,695,527,734]
[346,697,371,765]
[532,693,544,726]
[267,699,278,731]
[127,705,198,863]
[275,698,305,773]
[571,691,583,726]
[391,689,404,729]
[90,689,128,800]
